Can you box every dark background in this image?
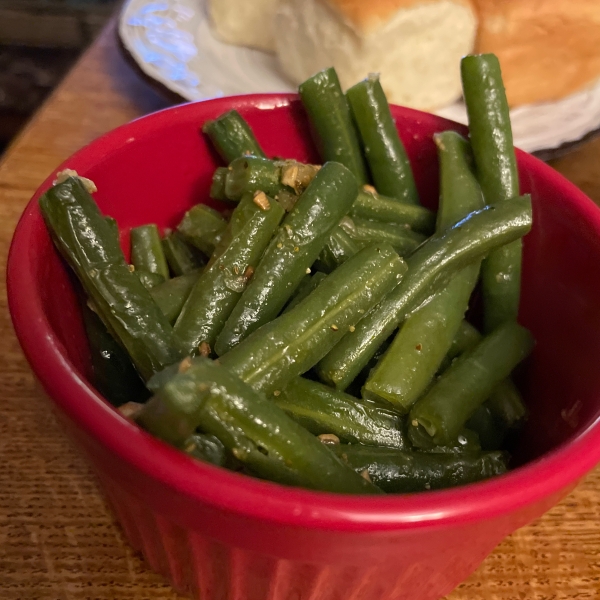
[0,0,118,155]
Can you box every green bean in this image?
[39,177,184,380]
[346,74,419,204]
[224,156,285,201]
[316,226,360,273]
[162,231,205,276]
[174,193,285,354]
[275,377,407,449]
[136,269,166,290]
[210,167,229,201]
[441,320,528,428]
[299,67,368,184]
[183,433,229,467]
[150,270,202,324]
[409,321,534,447]
[177,204,227,257]
[283,271,327,314]
[466,406,506,451]
[317,195,532,391]
[362,132,484,411]
[81,301,149,407]
[343,216,426,256]
[351,189,435,234]
[419,428,482,454]
[202,109,266,163]
[219,244,407,396]
[130,224,170,280]
[461,54,521,332]
[105,216,121,247]
[215,162,359,354]
[332,445,507,493]
[139,357,380,493]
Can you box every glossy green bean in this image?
[283,271,327,314]
[174,193,285,354]
[275,377,407,449]
[177,204,227,257]
[183,433,229,467]
[343,216,426,256]
[361,132,484,411]
[441,320,528,428]
[409,321,534,447]
[150,270,202,324]
[224,156,285,201]
[136,269,165,290]
[140,357,380,493]
[461,54,521,332]
[39,177,184,380]
[219,244,407,396]
[215,161,359,354]
[316,226,360,273]
[81,301,149,407]
[162,231,205,276]
[351,189,435,234]
[346,74,419,203]
[299,67,368,184]
[210,167,229,201]
[130,224,170,280]
[202,109,266,163]
[332,445,507,493]
[317,195,532,390]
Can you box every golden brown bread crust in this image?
[475,0,600,106]
[326,0,475,33]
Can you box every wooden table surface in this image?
[1,22,600,600]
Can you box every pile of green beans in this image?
[39,56,535,495]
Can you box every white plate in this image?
[119,0,600,156]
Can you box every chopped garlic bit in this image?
[411,419,419,427]
[330,324,339,331]
[243,265,254,280]
[318,433,340,445]
[178,356,193,373]
[305,268,311,275]
[348,325,356,333]
[128,264,135,272]
[199,341,211,357]
[362,184,377,195]
[53,169,98,193]
[253,190,271,211]
[273,390,281,397]
[360,469,372,483]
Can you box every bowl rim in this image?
[8,93,600,532]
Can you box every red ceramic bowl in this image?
[8,95,600,600]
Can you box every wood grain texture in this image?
[0,20,599,600]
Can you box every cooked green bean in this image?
[139,357,380,493]
[316,226,360,273]
[202,109,266,163]
[215,162,359,354]
[346,74,419,204]
[275,377,407,449]
[224,156,286,201]
[461,54,521,332]
[162,231,205,276]
[343,216,426,256]
[210,167,229,201]
[39,177,184,380]
[150,270,202,324]
[441,320,527,429]
[283,271,327,314]
[136,269,165,290]
[299,67,368,184]
[351,188,435,234]
[362,132,484,411]
[317,195,532,391]
[130,224,170,280]
[420,428,482,454]
[409,321,534,447]
[183,433,229,467]
[174,193,285,354]
[105,216,121,247]
[219,244,407,396]
[81,301,149,407]
[332,445,508,493]
[177,204,227,257]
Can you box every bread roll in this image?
[475,0,600,107]
[207,0,279,52]
[274,0,478,110]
